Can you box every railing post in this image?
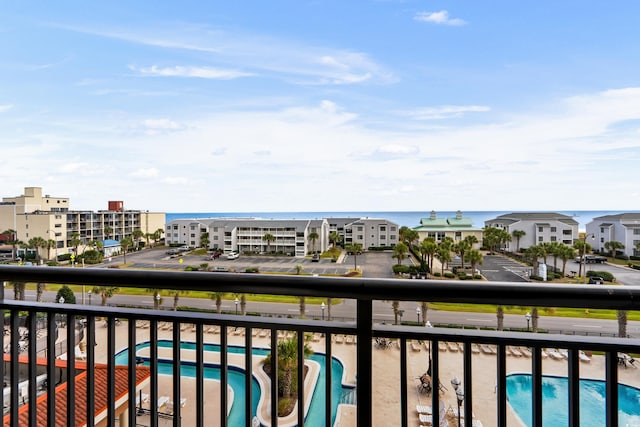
[356,299,372,427]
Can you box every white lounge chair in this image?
[158,396,170,410]
[579,350,591,363]
[416,404,432,414]
[411,341,422,352]
[136,392,149,405]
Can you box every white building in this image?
[586,213,640,257]
[485,212,579,252]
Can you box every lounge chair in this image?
[510,346,523,357]
[75,346,86,360]
[157,396,170,410]
[446,342,459,352]
[520,347,532,358]
[579,350,591,363]
[438,341,448,352]
[558,348,568,359]
[411,341,422,352]
[136,392,150,405]
[259,329,269,338]
[335,335,344,344]
[416,404,432,414]
[471,343,481,354]
[346,335,354,344]
[546,348,564,360]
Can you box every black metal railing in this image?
[0,265,639,427]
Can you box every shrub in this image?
[443,272,456,279]
[392,265,411,274]
[56,285,76,304]
[473,274,483,280]
[245,267,260,273]
[433,272,441,277]
[630,256,640,261]
[586,270,615,282]
[184,266,199,271]
[58,253,72,261]
[530,275,544,281]
[81,249,103,264]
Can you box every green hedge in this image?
[587,270,615,282]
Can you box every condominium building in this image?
[484,212,579,252]
[586,213,640,257]
[0,187,165,260]
[413,211,483,245]
[165,216,400,257]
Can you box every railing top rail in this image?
[1,265,640,309]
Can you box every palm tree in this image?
[299,296,306,318]
[120,236,133,264]
[263,336,313,401]
[307,231,319,254]
[420,301,428,326]
[132,229,145,249]
[604,241,625,259]
[525,245,546,277]
[512,230,526,252]
[92,286,120,306]
[466,249,483,276]
[262,233,275,254]
[531,307,540,333]
[2,229,21,261]
[104,226,113,240]
[169,289,189,311]
[392,300,400,325]
[559,245,576,277]
[453,240,471,271]
[496,305,504,331]
[209,292,224,314]
[393,242,408,266]
[436,245,452,276]
[618,310,628,338]
[36,282,46,302]
[45,238,56,261]
[148,289,162,310]
[346,243,362,271]
[326,298,333,320]
[28,237,46,262]
[329,231,342,249]
[200,232,210,250]
[418,238,437,273]
[70,233,82,258]
[12,281,26,300]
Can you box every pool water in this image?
[507,374,640,426]
[116,340,350,426]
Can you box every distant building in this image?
[165,216,400,257]
[586,213,640,257]
[0,187,165,260]
[413,211,483,245]
[484,212,579,252]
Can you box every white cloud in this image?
[131,65,254,80]
[404,105,491,120]
[130,168,159,178]
[0,104,14,113]
[414,10,466,26]
[58,162,90,173]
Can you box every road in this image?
[22,248,640,337]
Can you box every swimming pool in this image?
[506,373,640,426]
[116,340,350,426]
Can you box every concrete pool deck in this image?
[83,320,640,427]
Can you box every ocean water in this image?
[166,210,638,230]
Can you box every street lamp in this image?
[416,306,421,324]
[234,297,239,315]
[88,290,92,305]
[525,312,531,331]
[579,233,595,282]
[321,302,326,320]
[155,293,160,309]
[58,296,65,304]
[451,377,463,427]
[398,309,404,325]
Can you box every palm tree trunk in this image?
[241,295,247,315]
[173,294,179,311]
[497,306,504,331]
[216,297,222,314]
[420,301,428,326]
[618,310,628,338]
[392,301,399,325]
[299,297,306,318]
[36,283,45,302]
[327,298,332,320]
[532,307,539,333]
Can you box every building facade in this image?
[586,213,640,257]
[484,212,579,252]
[166,216,400,257]
[0,187,165,260]
[413,211,483,246]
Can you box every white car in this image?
[226,252,240,260]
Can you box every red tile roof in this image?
[3,359,151,426]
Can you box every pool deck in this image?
[83,321,640,427]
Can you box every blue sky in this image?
[1,1,639,212]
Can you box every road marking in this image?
[287,309,298,312]
[482,269,499,272]
[467,318,492,323]
[572,324,602,329]
[375,313,394,317]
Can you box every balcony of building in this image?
[0,266,638,426]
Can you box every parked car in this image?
[178,246,190,252]
[166,249,179,255]
[226,252,240,260]
[311,253,320,262]
[588,276,605,284]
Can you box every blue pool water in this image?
[115,340,350,426]
[507,374,640,426]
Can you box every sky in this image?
[1,1,639,213]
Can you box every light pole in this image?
[155,293,160,310]
[579,233,595,282]
[234,297,239,315]
[416,306,421,325]
[88,290,92,305]
[321,302,326,320]
[525,312,531,331]
[398,309,404,325]
[58,296,64,304]
[451,377,463,427]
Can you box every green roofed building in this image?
[413,210,484,245]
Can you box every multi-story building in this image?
[0,187,165,260]
[586,213,640,257]
[165,216,400,257]
[413,211,483,246]
[484,212,579,252]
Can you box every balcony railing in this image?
[0,265,639,427]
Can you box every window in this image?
[390,235,396,240]
[538,226,543,232]
[550,236,556,242]
[381,235,386,240]
[634,229,640,235]
[538,236,543,242]
[380,226,386,231]
[357,226,363,231]
[601,227,605,233]
[391,227,396,231]
[357,235,363,239]
[213,227,218,232]
[214,236,218,240]
[371,235,375,238]
[551,227,556,232]
[190,233,195,238]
